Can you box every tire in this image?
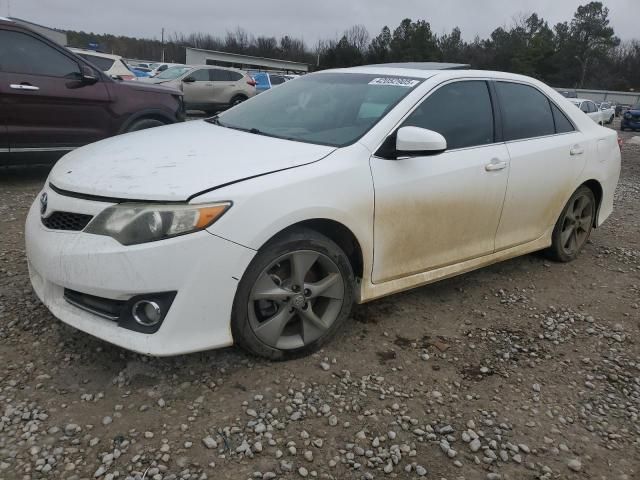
[126,118,165,132]
[231,228,355,360]
[230,95,247,107]
[545,186,596,263]
[609,115,614,124]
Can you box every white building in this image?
[185,47,308,73]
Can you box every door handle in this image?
[570,145,584,156]
[10,84,40,91]
[485,160,507,171]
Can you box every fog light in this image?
[132,300,162,327]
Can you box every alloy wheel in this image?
[248,250,345,350]
[560,193,593,255]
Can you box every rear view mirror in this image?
[396,126,447,157]
[183,76,196,83]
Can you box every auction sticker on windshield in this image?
[369,77,420,87]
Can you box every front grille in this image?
[42,212,93,231]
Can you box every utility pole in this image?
[161,27,165,62]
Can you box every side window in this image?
[580,102,589,113]
[209,69,230,81]
[79,54,115,72]
[495,82,555,141]
[189,69,210,81]
[228,71,243,82]
[551,104,575,134]
[588,102,597,113]
[402,80,494,150]
[0,30,80,78]
[270,75,286,86]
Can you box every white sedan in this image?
[569,98,606,125]
[26,64,621,358]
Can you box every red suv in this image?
[0,18,185,166]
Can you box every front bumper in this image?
[25,189,255,356]
[621,117,640,129]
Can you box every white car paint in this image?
[25,66,621,356]
[598,102,615,124]
[569,98,606,125]
[68,48,136,81]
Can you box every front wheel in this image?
[231,228,355,360]
[230,95,247,107]
[545,186,595,262]
[125,118,165,132]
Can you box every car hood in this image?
[626,109,640,115]
[118,80,182,95]
[50,121,336,201]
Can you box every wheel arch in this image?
[118,109,175,134]
[579,179,603,227]
[259,218,364,281]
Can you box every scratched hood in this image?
[50,120,335,201]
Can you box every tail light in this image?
[246,78,256,87]
[617,136,623,150]
[121,75,137,81]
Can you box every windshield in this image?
[156,66,191,80]
[215,72,422,147]
[631,105,640,110]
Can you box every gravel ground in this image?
[0,120,638,480]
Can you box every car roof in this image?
[68,48,123,60]
[186,64,246,74]
[572,98,593,103]
[367,62,470,71]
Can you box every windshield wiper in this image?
[206,115,224,126]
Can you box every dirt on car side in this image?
[0,121,638,479]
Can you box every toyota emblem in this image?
[40,192,48,216]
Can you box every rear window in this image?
[551,104,575,134]
[229,71,243,81]
[78,53,115,71]
[496,82,555,141]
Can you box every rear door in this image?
[0,28,112,151]
[209,69,235,105]
[493,81,587,250]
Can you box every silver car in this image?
[147,65,256,114]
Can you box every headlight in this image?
[624,112,632,119]
[85,202,231,245]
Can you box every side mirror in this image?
[81,65,98,85]
[395,126,447,157]
[182,76,196,83]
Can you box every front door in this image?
[370,80,510,283]
[0,28,112,151]
[181,68,213,109]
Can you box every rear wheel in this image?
[231,228,354,360]
[230,95,247,107]
[545,186,595,262]
[126,118,165,132]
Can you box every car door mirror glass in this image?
[395,126,447,157]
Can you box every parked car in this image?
[145,65,256,114]
[569,98,606,125]
[68,48,136,81]
[598,102,615,124]
[620,104,640,131]
[131,67,151,78]
[149,62,183,77]
[251,72,289,94]
[25,64,620,358]
[0,18,185,165]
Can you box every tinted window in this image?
[587,101,597,113]
[189,69,210,81]
[580,102,589,113]
[402,80,494,150]
[0,30,80,78]
[270,75,286,85]
[79,54,115,71]
[551,104,575,134]
[228,71,243,81]
[496,82,555,141]
[209,69,230,81]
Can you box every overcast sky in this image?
[4,0,638,45]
